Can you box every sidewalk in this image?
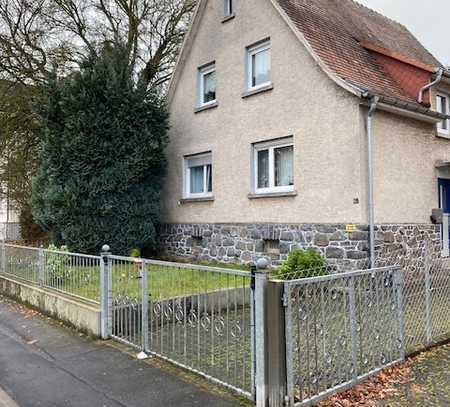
[377,343,450,406]
[318,342,450,406]
[0,295,247,407]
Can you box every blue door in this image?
[439,179,450,251]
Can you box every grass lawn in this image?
[111,262,251,302]
[1,259,251,303]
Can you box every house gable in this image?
[163,0,364,226]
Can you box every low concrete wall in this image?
[0,275,101,337]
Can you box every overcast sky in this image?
[357,0,450,65]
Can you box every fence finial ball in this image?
[256,258,269,270]
[101,244,111,253]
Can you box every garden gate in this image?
[101,251,256,400]
[283,266,404,406]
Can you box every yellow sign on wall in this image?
[346,224,357,232]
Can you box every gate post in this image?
[267,280,288,407]
[253,259,269,407]
[100,244,112,339]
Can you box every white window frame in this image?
[198,63,217,107]
[183,153,213,199]
[224,0,233,17]
[436,93,450,136]
[247,40,271,91]
[252,138,294,194]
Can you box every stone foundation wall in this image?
[158,223,442,271]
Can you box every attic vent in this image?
[192,226,202,238]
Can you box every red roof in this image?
[276,0,443,106]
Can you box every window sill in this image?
[242,84,273,99]
[194,102,218,114]
[437,130,450,139]
[248,190,297,199]
[180,196,215,204]
[221,13,235,23]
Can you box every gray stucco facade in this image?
[160,0,450,269]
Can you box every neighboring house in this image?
[160,0,450,269]
[0,193,20,241]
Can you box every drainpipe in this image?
[367,96,379,268]
[418,68,444,104]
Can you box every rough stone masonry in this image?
[159,223,441,271]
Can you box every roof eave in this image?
[361,94,446,124]
[270,1,447,125]
[167,0,208,105]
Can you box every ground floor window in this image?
[252,137,294,194]
[184,153,213,198]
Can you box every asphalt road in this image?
[0,296,243,407]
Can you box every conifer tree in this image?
[32,45,169,254]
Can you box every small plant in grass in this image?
[129,247,144,272]
[130,248,141,258]
[46,244,70,285]
[275,249,328,280]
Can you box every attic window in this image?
[437,94,450,136]
[198,63,216,108]
[247,40,271,91]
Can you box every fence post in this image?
[443,214,449,258]
[38,245,45,287]
[100,244,112,339]
[394,267,405,360]
[254,258,269,407]
[141,261,149,351]
[348,276,358,381]
[424,242,433,345]
[1,240,5,273]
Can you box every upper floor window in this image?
[184,153,213,198]
[198,63,216,107]
[437,94,450,135]
[252,137,294,194]
[247,40,271,91]
[224,0,233,17]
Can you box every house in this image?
[160,0,450,269]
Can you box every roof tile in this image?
[276,0,443,105]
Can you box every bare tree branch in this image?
[0,0,196,88]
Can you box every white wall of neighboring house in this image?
[0,193,20,240]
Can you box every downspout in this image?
[367,96,379,268]
[418,68,444,104]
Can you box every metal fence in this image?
[0,243,101,304]
[283,266,404,406]
[1,241,449,407]
[101,252,255,399]
[374,242,450,354]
